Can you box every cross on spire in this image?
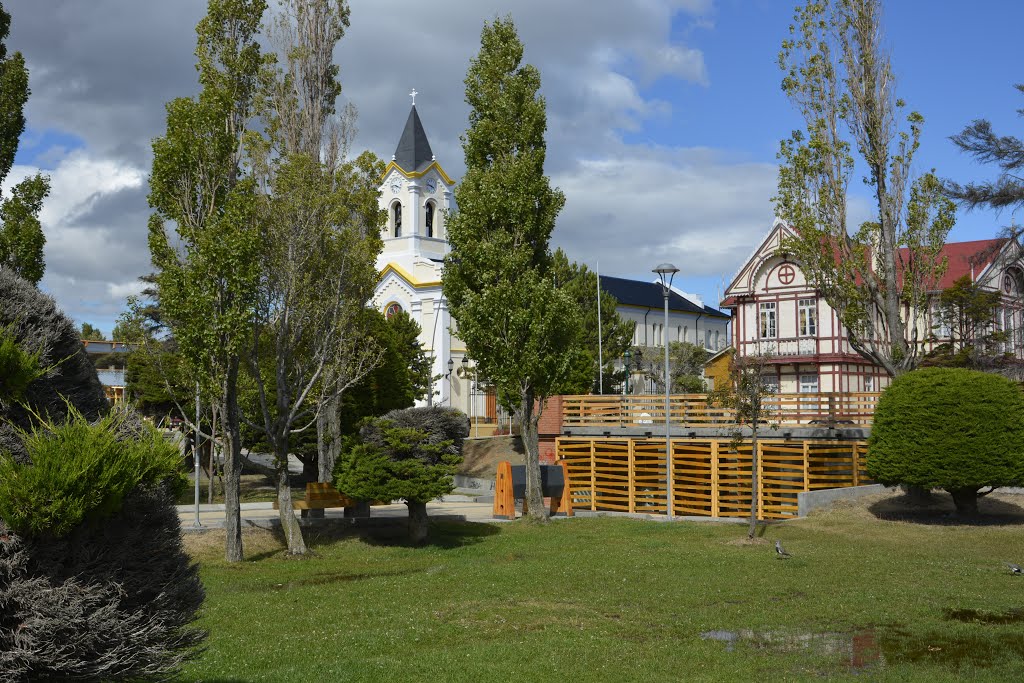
[409,88,418,106]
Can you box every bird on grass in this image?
[1006,562,1022,575]
[775,541,792,559]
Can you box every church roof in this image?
[393,105,434,174]
[599,275,729,318]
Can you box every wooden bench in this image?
[273,482,355,510]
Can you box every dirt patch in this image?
[459,435,525,479]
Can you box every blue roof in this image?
[599,275,729,318]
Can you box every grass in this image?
[176,474,303,505]
[180,493,1024,682]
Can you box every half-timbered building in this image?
[720,218,1024,393]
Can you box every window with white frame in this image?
[864,375,874,392]
[1005,308,1014,353]
[762,375,779,394]
[705,329,711,349]
[684,326,688,343]
[759,302,777,338]
[799,374,819,393]
[677,326,682,342]
[798,298,817,337]
[714,330,720,349]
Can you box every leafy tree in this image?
[335,406,468,543]
[244,0,383,555]
[147,0,269,562]
[710,353,778,538]
[550,249,634,394]
[867,367,1024,515]
[80,322,105,340]
[943,84,1024,213]
[775,0,955,377]
[637,342,709,394]
[923,275,1008,368]
[444,17,587,520]
[0,3,49,286]
[337,308,431,436]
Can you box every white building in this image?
[369,103,479,415]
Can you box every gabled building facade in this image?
[369,104,476,414]
[721,218,1024,393]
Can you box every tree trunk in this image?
[904,485,933,505]
[748,428,759,540]
[949,487,979,516]
[407,501,429,544]
[318,393,341,482]
[222,359,244,562]
[519,389,547,521]
[275,435,308,556]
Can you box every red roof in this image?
[928,239,1006,289]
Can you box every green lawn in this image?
[181,496,1024,682]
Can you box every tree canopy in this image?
[443,17,587,520]
[0,2,49,285]
[775,0,955,377]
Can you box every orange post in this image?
[493,461,516,519]
[549,459,575,517]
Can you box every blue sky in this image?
[7,0,1024,334]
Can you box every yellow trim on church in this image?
[378,262,443,289]
[381,160,456,186]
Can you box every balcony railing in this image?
[743,337,818,356]
[561,392,880,429]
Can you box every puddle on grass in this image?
[701,628,882,670]
[944,607,1024,625]
[703,609,1024,672]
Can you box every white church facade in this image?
[369,103,482,416]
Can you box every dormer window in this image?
[425,200,435,238]
[393,202,402,237]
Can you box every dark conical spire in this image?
[393,105,434,174]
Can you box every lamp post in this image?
[623,349,631,395]
[654,262,679,520]
[447,357,455,406]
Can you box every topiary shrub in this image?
[0,410,205,682]
[0,266,205,681]
[867,367,1024,515]
[0,267,108,463]
[335,406,469,543]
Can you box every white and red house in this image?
[720,219,1024,393]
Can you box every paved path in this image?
[177,497,505,530]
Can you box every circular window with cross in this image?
[385,302,403,320]
[778,264,796,286]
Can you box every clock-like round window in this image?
[385,302,403,320]
[1004,274,1014,294]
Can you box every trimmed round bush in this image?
[867,367,1024,514]
[0,267,107,463]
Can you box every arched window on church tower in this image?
[425,200,435,238]
[393,202,403,237]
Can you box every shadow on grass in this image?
[868,491,1024,526]
[355,519,500,550]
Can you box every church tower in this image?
[372,95,465,410]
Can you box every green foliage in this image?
[550,249,634,394]
[867,368,1024,493]
[923,275,1009,369]
[0,323,42,402]
[0,5,49,286]
[0,409,186,537]
[339,308,431,435]
[80,322,104,340]
[444,17,585,418]
[943,83,1024,212]
[638,342,709,394]
[775,0,954,376]
[335,407,468,504]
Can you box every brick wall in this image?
[537,395,564,465]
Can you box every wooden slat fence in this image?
[561,393,880,429]
[558,437,869,520]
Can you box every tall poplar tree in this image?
[148,0,269,562]
[775,0,955,377]
[0,2,49,286]
[444,17,586,520]
[245,0,383,554]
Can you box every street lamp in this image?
[623,349,631,395]
[654,262,679,520]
